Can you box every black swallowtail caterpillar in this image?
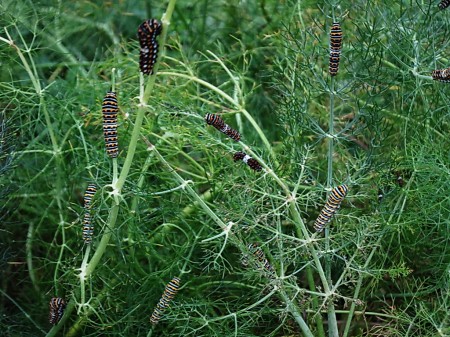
[233,151,262,171]
[439,0,450,10]
[49,297,66,325]
[431,67,450,83]
[102,92,119,158]
[84,183,97,209]
[204,113,241,141]
[150,276,181,325]
[82,212,94,244]
[82,183,97,244]
[247,243,276,278]
[329,22,343,76]
[137,19,162,75]
[314,184,348,232]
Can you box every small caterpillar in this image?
[204,113,241,141]
[49,297,66,325]
[431,68,450,83]
[150,277,181,325]
[233,151,262,171]
[102,92,119,158]
[314,184,348,232]
[137,19,162,75]
[247,243,275,278]
[329,22,343,76]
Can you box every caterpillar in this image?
[83,183,97,209]
[150,277,181,325]
[49,297,66,325]
[431,68,450,83]
[329,22,343,76]
[233,151,262,171]
[439,0,450,10]
[82,212,94,244]
[137,19,162,75]
[102,92,119,158]
[204,113,241,141]
[314,184,349,232]
[247,243,275,277]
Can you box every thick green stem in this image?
[326,75,339,337]
[84,204,119,278]
[306,267,326,337]
[278,289,315,337]
[79,245,91,311]
[116,0,177,191]
[115,94,145,191]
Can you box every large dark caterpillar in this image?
[233,151,262,171]
[329,22,343,76]
[49,297,66,325]
[150,277,181,325]
[137,19,162,75]
[204,113,241,141]
[102,92,119,158]
[431,67,450,83]
[314,184,348,232]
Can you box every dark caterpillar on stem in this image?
[431,68,450,83]
[233,151,262,171]
[102,92,119,158]
[204,113,241,141]
[137,19,162,75]
[329,22,343,76]
[49,297,66,325]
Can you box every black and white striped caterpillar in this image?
[150,277,181,325]
[329,22,343,76]
[102,92,119,158]
[314,184,348,232]
[82,183,96,244]
[49,297,66,325]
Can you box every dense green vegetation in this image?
[1,0,449,336]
